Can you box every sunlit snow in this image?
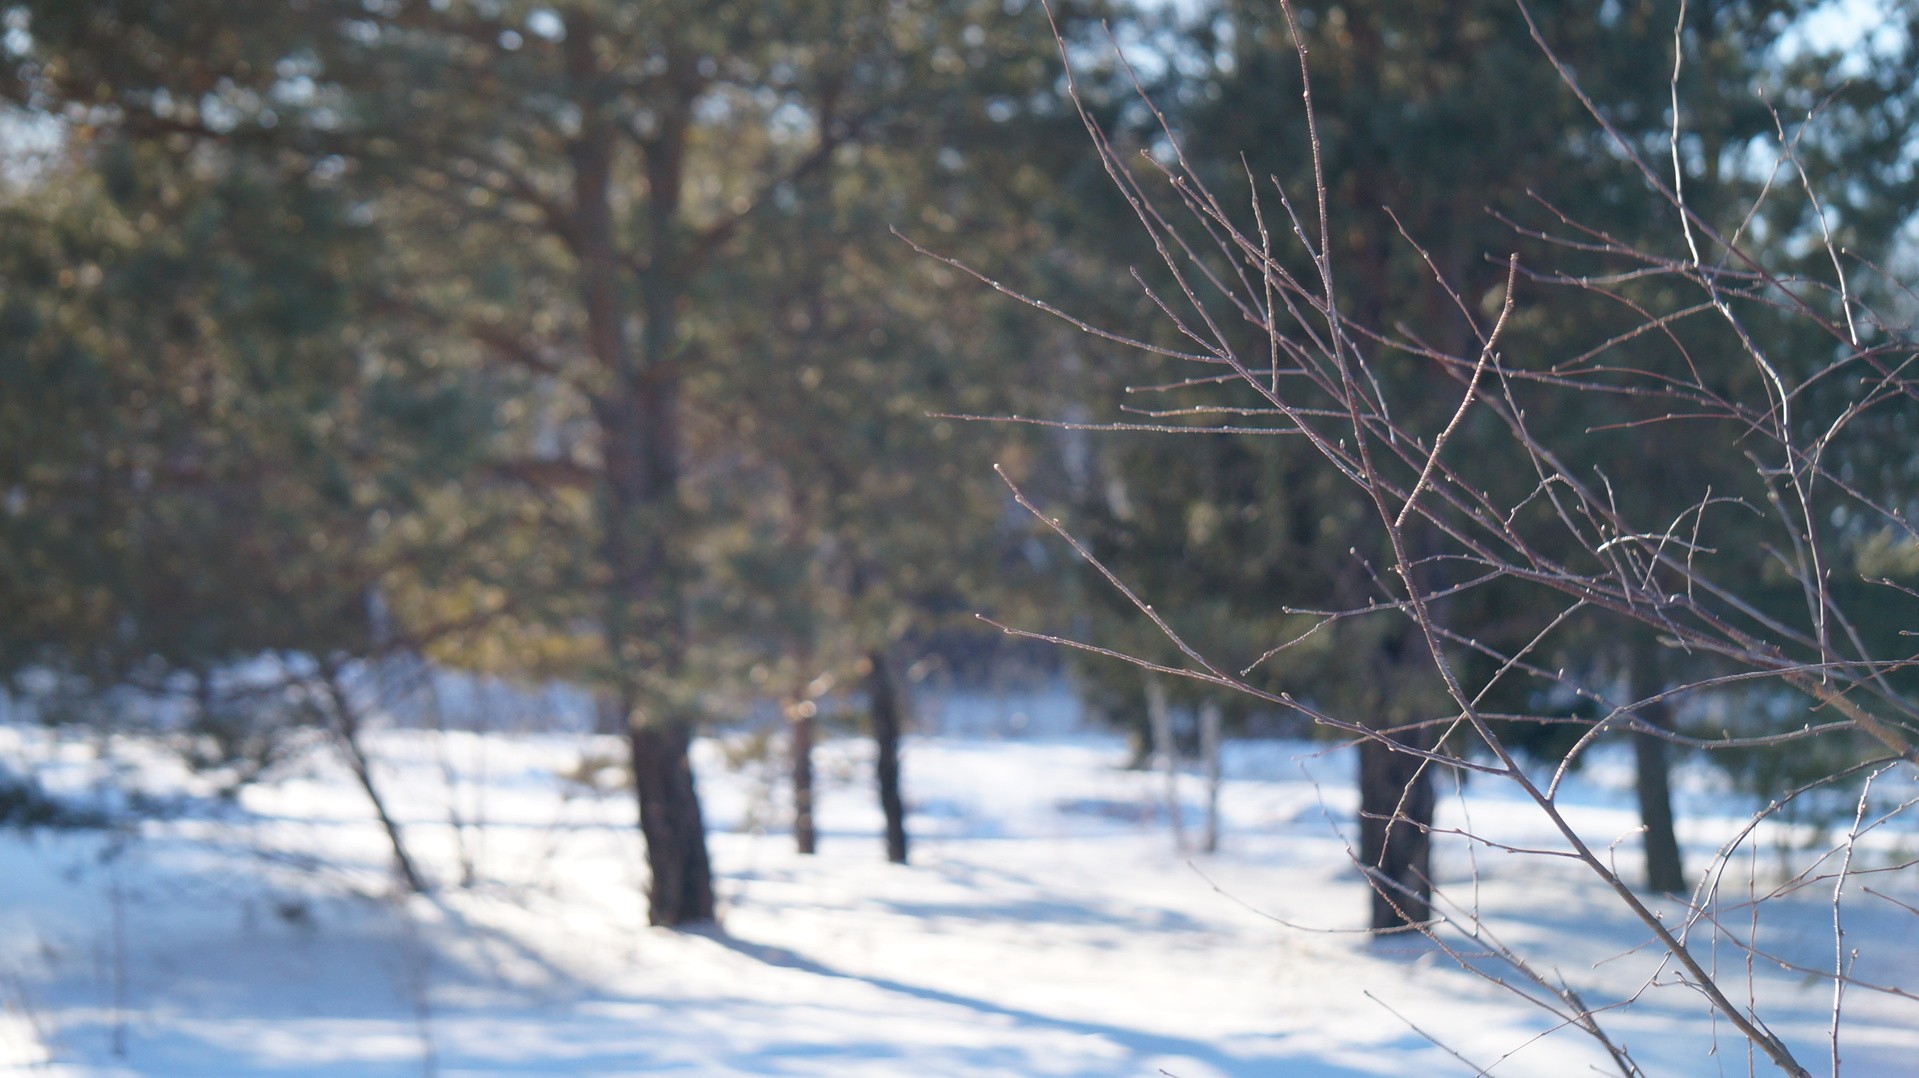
[2,710,1916,1076]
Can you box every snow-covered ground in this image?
[2,722,1916,1076]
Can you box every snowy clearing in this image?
[2,725,1917,1076]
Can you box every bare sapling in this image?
[316,664,431,896]
[928,1,1919,1072]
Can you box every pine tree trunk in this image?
[627,721,714,926]
[1633,698,1686,894]
[868,648,909,864]
[787,696,817,856]
[1358,723,1434,931]
[569,27,714,928]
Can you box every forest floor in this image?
[2,721,1917,1076]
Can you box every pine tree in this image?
[5,0,1102,920]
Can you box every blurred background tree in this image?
[0,0,1110,921]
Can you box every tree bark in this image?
[867,648,909,864]
[1358,723,1434,931]
[567,23,714,927]
[787,695,817,855]
[627,721,714,926]
[1633,696,1686,894]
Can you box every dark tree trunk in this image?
[787,697,817,855]
[1633,697,1686,894]
[566,25,714,928]
[628,721,714,926]
[1358,723,1435,931]
[602,422,714,925]
[867,648,909,864]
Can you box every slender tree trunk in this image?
[192,665,217,731]
[1199,698,1222,854]
[320,667,430,895]
[1145,674,1186,853]
[1358,723,1434,931]
[1633,696,1686,894]
[787,695,818,855]
[867,647,909,864]
[422,668,478,889]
